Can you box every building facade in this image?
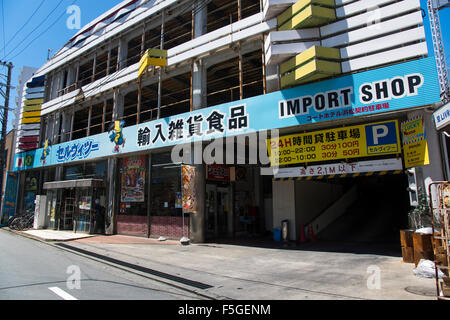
[10,0,446,243]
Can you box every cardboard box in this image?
[402,247,414,263]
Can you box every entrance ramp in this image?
[309,185,358,237]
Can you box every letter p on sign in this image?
[372,125,388,145]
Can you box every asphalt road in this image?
[0,229,202,300]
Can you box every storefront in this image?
[116,152,188,239]
[38,161,107,232]
[11,57,442,243]
[43,179,105,232]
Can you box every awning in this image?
[43,179,104,190]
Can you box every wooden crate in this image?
[400,230,414,248]
[441,282,450,297]
[413,233,433,252]
[401,247,414,263]
[435,253,449,266]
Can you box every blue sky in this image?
[0,0,122,132]
[0,0,449,133]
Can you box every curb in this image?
[1,227,92,242]
[1,227,224,301]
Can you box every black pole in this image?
[0,61,13,206]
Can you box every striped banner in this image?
[273,170,403,181]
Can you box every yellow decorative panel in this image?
[23,111,41,118]
[24,99,43,106]
[278,0,335,27]
[23,105,42,112]
[21,117,41,124]
[280,46,340,74]
[279,5,336,31]
[281,59,341,88]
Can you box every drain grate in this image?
[405,286,436,297]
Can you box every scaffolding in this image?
[429,182,450,300]
[428,0,450,103]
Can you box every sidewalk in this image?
[7,229,438,300]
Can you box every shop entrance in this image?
[206,184,232,240]
[43,179,106,233]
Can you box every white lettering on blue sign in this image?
[279,87,353,119]
[56,140,99,163]
[359,74,424,104]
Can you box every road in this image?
[0,229,202,300]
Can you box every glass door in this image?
[74,188,93,233]
[46,190,56,230]
[206,184,217,240]
[217,187,230,237]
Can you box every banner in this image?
[401,116,430,168]
[0,172,19,226]
[120,156,146,202]
[182,165,197,214]
[267,120,401,166]
[13,57,440,172]
[274,158,403,179]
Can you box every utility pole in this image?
[0,60,13,204]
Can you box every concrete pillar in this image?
[61,109,73,143]
[266,64,280,93]
[118,37,128,70]
[105,90,124,235]
[189,1,208,243]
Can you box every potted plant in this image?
[408,187,432,230]
[407,187,434,266]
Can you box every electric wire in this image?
[1,0,6,58]
[7,0,78,61]
[1,0,66,60]
[0,0,45,55]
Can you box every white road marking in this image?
[48,287,78,300]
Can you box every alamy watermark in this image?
[366,265,381,290]
[67,5,81,30]
[170,129,280,175]
[66,265,81,290]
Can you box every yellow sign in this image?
[267,120,401,166]
[138,49,168,78]
[401,116,429,168]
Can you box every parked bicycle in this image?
[7,213,35,231]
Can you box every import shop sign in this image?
[13,57,439,172]
[267,120,401,166]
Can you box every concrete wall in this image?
[272,179,345,241]
[272,180,296,240]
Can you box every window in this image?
[151,152,182,217]
[119,156,148,217]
